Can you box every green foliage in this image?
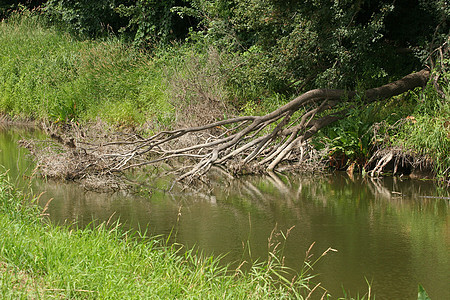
[42,0,193,45]
[0,11,175,128]
[116,0,182,47]
[7,1,447,111]
[43,0,122,38]
[313,105,379,170]
[417,284,431,300]
[394,68,450,180]
[183,0,447,97]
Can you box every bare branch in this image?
[25,70,430,184]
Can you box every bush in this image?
[180,0,448,100]
[43,0,123,38]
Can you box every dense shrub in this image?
[180,0,448,98]
[42,0,195,45]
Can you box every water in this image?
[1,126,449,299]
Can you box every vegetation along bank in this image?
[0,2,448,182]
[0,1,447,298]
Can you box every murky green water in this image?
[1,126,449,299]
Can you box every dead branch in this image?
[25,70,430,183]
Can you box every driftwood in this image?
[92,69,430,180]
[25,69,430,185]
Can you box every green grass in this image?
[0,11,174,128]
[393,71,450,181]
[0,10,285,130]
[0,171,329,299]
[1,10,448,183]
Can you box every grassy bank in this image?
[0,11,177,128]
[0,11,448,182]
[0,10,271,129]
[0,172,332,299]
[313,76,450,182]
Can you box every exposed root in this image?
[21,70,430,185]
[19,121,147,191]
[370,151,394,177]
[367,147,435,177]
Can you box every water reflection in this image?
[1,126,449,299]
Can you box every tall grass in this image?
[394,71,450,182]
[0,171,331,299]
[0,11,174,128]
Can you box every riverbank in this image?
[0,171,336,299]
[1,11,448,184]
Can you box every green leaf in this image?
[418,284,431,300]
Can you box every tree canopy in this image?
[183,0,448,91]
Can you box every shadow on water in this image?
[1,125,449,299]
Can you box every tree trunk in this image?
[28,69,431,183]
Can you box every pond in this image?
[1,125,449,299]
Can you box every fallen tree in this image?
[23,69,431,185]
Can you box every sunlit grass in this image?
[0,11,174,128]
